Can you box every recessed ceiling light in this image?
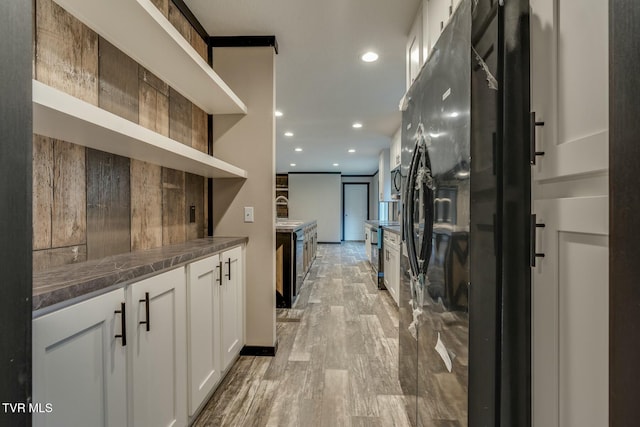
[333,163,339,167]
[284,132,294,137]
[295,148,302,152]
[290,163,296,167]
[352,122,363,129]
[361,51,379,62]
[348,149,356,153]
[275,110,283,117]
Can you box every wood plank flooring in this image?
[193,242,411,427]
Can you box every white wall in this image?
[211,46,276,348]
[288,173,341,243]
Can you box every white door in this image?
[187,254,222,415]
[344,184,368,241]
[221,246,244,371]
[530,1,609,426]
[33,289,127,427]
[130,267,187,427]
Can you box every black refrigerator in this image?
[398,0,531,426]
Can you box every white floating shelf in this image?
[33,81,247,179]
[52,0,247,115]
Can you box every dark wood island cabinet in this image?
[275,220,317,308]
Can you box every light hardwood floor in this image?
[193,242,412,427]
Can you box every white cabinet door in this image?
[186,254,222,416]
[426,0,451,53]
[390,128,402,170]
[130,267,187,427]
[406,7,423,88]
[365,226,371,260]
[530,0,609,426]
[33,288,127,427]
[221,246,244,371]
[386,239,400,306]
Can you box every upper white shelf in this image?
[33,80,248,179]
[53,0,247,115]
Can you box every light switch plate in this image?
[244,206,254,223]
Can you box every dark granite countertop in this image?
[275,219,317,233]
[32,236,248,312]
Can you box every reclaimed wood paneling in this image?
[51,139,86,248]
[33,134,53,250]
[139,67,170,137]
[98,37,139,123]
[169,87,192,146]
[185,172,204,241]
[162,167,186,244]
[168,2,192,44]
[33,245,87,272]
[191,27,208,63]
[192,104,208,153]
[150,0,169,18]
[35,0,98,104]
[86,149,131,259]
[130,159,163,251]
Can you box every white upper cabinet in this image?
[406,5,424,89]
[426,0,453,53]
[52,0,246,115]
[390,128,402,170]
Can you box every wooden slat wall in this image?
[32,134,52,250]
[169,87,192,146]
[162,167,186,245]
[86,149,131,259]
[139,67,170,136]
[185,172,205,241]
[98,37,139,122]
[51,139,86,247]
[32,0,212,271]
[35,0,98,105]
[131,160,163,251]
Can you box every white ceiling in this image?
[185,0,421,175]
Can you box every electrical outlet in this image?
[244,206,254,223]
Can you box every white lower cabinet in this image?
[384,232,400,306]
[33,288,127,427]
[220,246,244,371]
[186,245,245,417]
[33,244,245,426]
[129,267,187,427]
[186,254,222,416]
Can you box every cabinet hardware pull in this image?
[530,112,545,165]
[114,302,126,346]
[217,261,223,285]
[530,214,546,267]
[139,292,150,332]
[225,259,232,280]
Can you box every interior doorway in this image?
[342,183,369,241]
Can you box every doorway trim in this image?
[341,182,370,241]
